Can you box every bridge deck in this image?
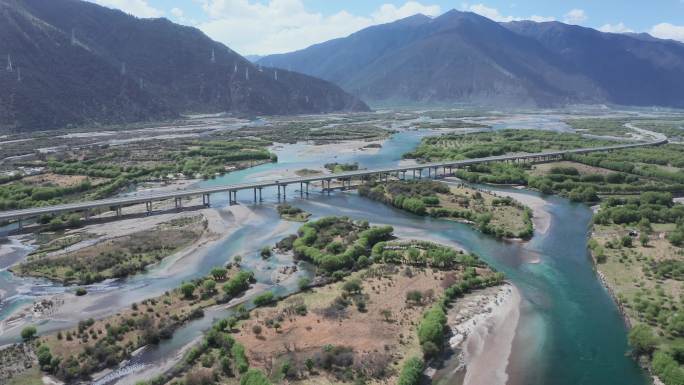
[0,139,666,222]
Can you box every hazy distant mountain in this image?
[245,55,264,63]
[0,0,368,131]
[260,10,684,109]
[503,21,684,108]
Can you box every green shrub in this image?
[239,368,272,385]
[181,283,196,299]
[417,305,447,357]
[223,271,255,296]
[253,292,275,307]
[652,350,684,385]
[232,343,249,373]
[397,357,424,385]
[21,326,37,341]
[628,324,657,355]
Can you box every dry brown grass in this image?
[234,265,452,382]
[22,173,108,187]
[43,265,239,361]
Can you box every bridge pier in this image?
[229,190,237,205]
[305,182,309,196]
[84,210,90,220]
[146,201,152,215]
[116,206,122,216]
[202,194,211,207]
[282,184,287,200]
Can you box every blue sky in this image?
[91,1,684,55]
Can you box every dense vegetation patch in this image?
[31,267,253,382]
[276,204,310,222]
[12,216,207,285]
[287,216,393,275]
[359,180,533,239]
[324,162,359,173]
[0,139,277,211]
[404,129,610,162]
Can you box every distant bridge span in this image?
[0,138,667,224]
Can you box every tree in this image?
[21,326,37,341]
[260,247,272,259]
[421,341,440,359]
[397,356,424,385]
[669,312,684,336]
[252,324,262,335]
[628,324,657,355]
[406,290,423,305]
[639,233,649,247]
[342,279,362,294]
[240,368,272,385]
[253,292,275,307]
[305,358,315,372]
[203,279,217,293]
[181,283,196,299]
[210,267,227,280]
[298,277,311,290]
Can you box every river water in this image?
[0,124,648,385]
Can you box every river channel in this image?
[0,122,648,385]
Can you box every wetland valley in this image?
[2,1,684,384]
[1,109,683,385]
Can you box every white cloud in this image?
[372,1,441,24]
[170,7,184,18]
[462,3,554,23]
[91,0,163,18]
[599,22,633,34]
[529,15,555,23]
[563,9,587,25]
[466,3,514,22]
[197,0,442,55]
[650,22,684,42]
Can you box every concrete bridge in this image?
[0,138,666,225]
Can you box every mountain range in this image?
[259,10,684,109]
[0,0,368,131]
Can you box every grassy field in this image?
[588,192,684,384]
[8,266,251,383]
[139,217,503,385]
[12,215,207,285]
[359,180,533,239]
[565,118,634,137]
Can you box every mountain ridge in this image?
[259,10,684,109]
[0,0,368,131]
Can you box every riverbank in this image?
[0,204,259,343]
[492,189,550,236]
[433,283,520,385]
